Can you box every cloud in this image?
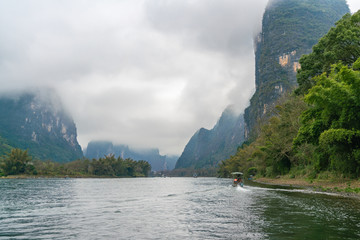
[0,0,268,155]
[347,0,360,13]
[145,0,266,56]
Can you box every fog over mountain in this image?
[0,0,358,155]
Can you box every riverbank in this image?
[253,176,360,198]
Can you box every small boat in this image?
[231,172,244,187]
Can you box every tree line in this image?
[0,148,151,177]
[219,11,360,179]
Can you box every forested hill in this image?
[244,0,349,138]
[219,10,360,179]
[0,91,83,162]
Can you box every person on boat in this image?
[234,176,242,185]
[231,172,244,187]
[233,178,238,185]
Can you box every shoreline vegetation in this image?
[0,148,151,178]
[252,176,360,198]
[218,11,360,186]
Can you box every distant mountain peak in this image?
[85,141,178,171]
[175,109,245,169]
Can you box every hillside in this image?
[244,0,349,137]
[175,106,245,169]
[219,8,360,180]
[0,91,83,162]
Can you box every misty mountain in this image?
[85,141,177,171]
[0,91,83,162]
[175,0,349,171]
[244,0,349,137]
[175,106,245,169]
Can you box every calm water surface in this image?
[1,178,360,239]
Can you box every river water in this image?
[1,178,360,239]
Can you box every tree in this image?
[1,148,33,175]
[294,60,360,176]
[218,95,307,177]
[297,11,360,94]
[136,160,151,177]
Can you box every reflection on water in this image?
[0,178,360,239]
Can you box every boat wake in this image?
[249,186,342,197]
[236,186,250,192]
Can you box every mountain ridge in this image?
[85,141,177,171]
[175,106,245,169]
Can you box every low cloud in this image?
[347,0,360,13]
[0,0,268,155]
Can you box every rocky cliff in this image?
[244,0,349,137]
[174,0,349,171]
[0,90,83,162]
[175,106,245,169]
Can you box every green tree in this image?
[90,155,115,176]
[218,95,307,177]
[1,148,33,175]
[136,160,151,177]
[297,11,360,94]
[294,61,360,176]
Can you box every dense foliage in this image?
[219,95,308,178]
[0,149,151,177]
[219,10,360,180]
[0,148,35,175]
[297,11,360,94]
[294,61,360,176]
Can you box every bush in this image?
[1,148,32,175]
[247,167,258,177]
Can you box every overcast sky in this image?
[0,0,359,156]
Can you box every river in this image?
[1,178,360,239]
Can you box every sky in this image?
[0,0,359,156]
[349,0,360,13]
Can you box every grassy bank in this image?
[253,175,360,197]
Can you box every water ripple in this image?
[1,178,360,239]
